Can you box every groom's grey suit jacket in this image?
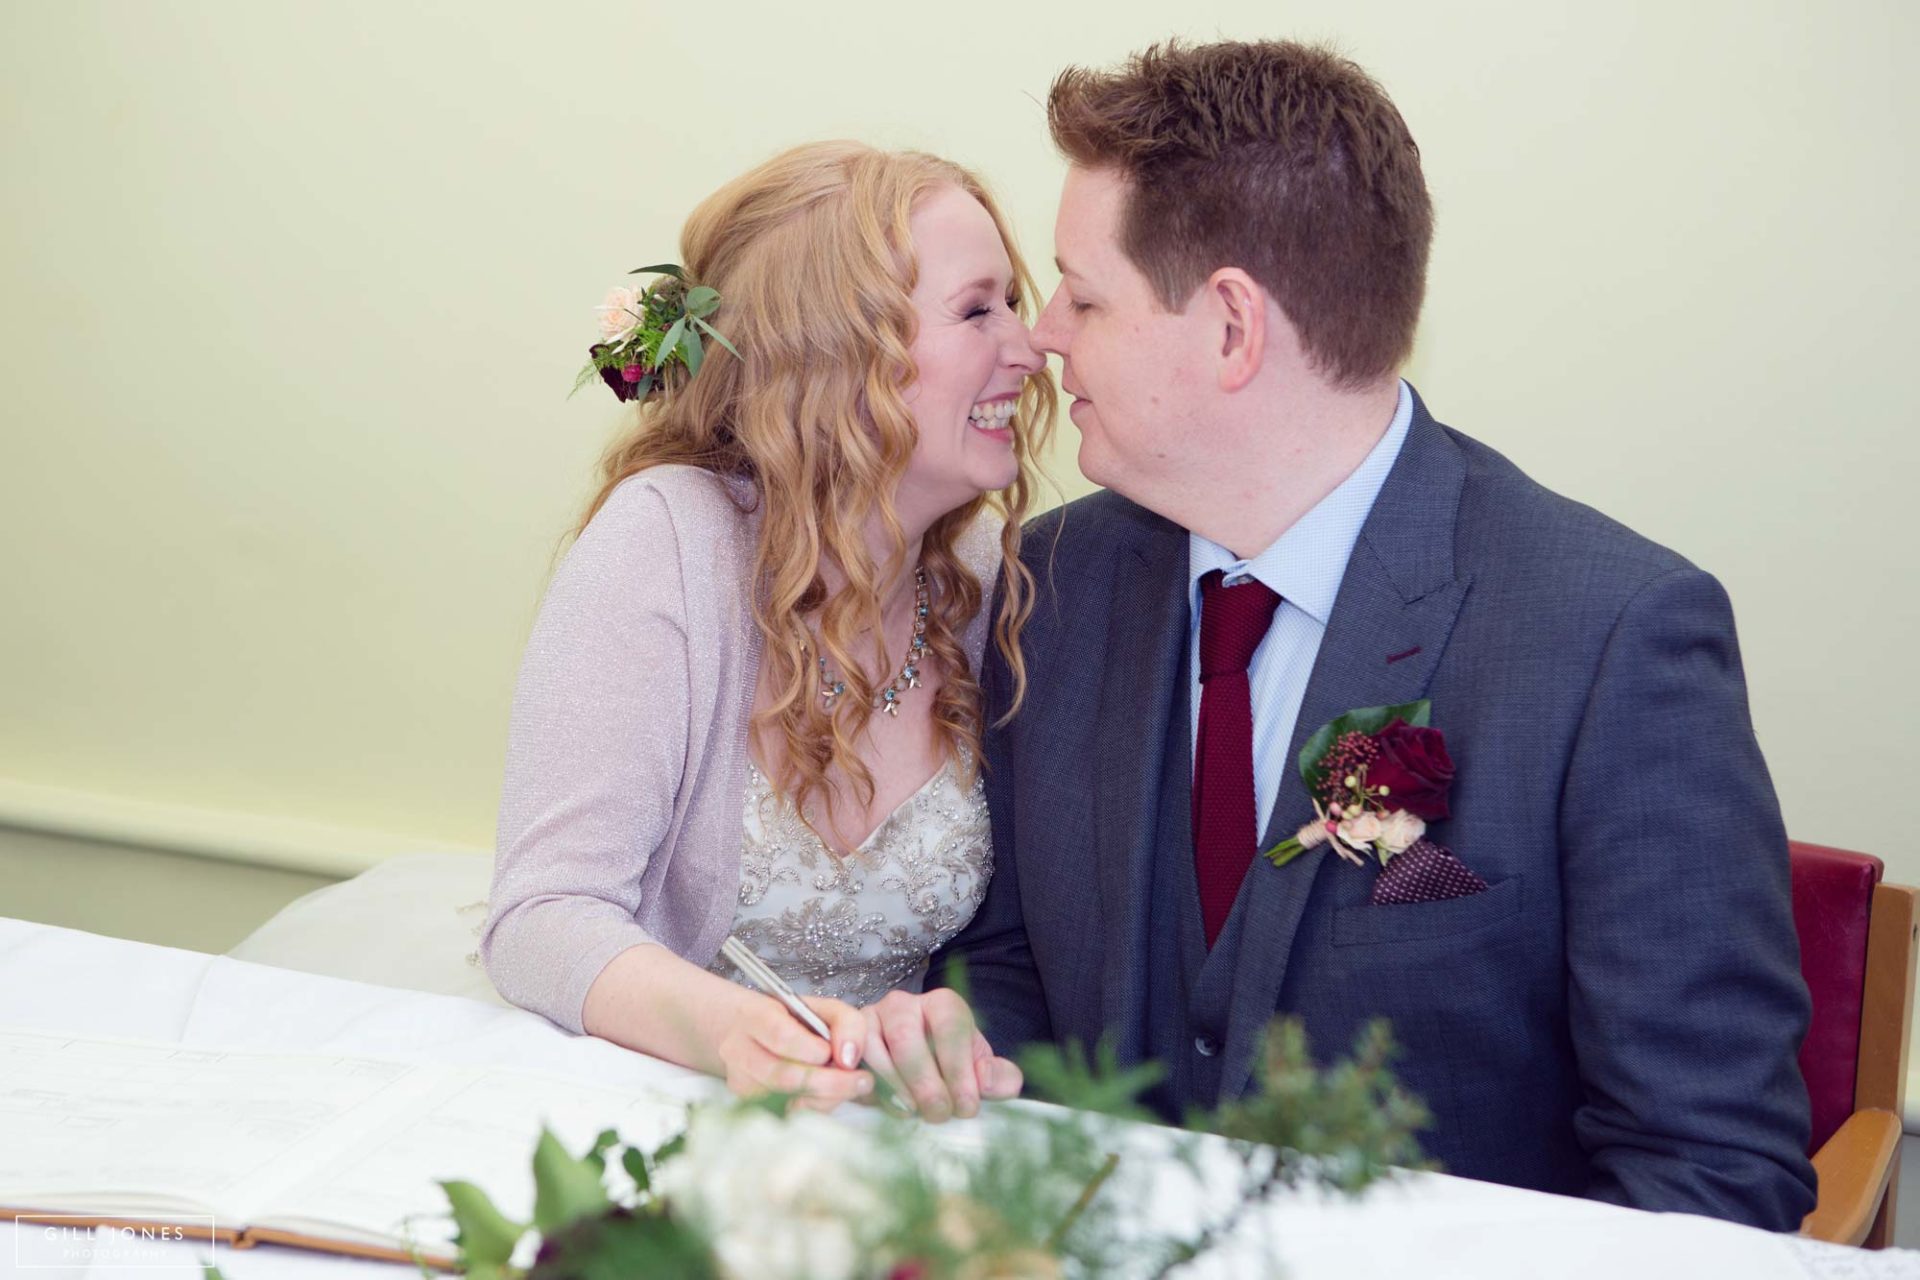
[933,390,1817,1229]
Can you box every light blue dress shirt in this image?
[1187,379,1413,840]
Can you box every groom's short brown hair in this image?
[1048,40,1433,388]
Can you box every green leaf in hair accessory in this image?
[573,263,739,402]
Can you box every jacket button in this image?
[1194,1035,1219,1058]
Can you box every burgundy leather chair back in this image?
[1790,840,1884,1153]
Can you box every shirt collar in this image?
[1188,379,1414,627]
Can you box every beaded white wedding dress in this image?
[708,753,993,1003]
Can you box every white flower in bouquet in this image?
[658,1107,890,1280]
[1336,810,1384,848]
[1376,809,1425,856]
[595,286,645,341]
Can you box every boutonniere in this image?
[1264,700,1455,869]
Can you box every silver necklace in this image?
[817,567,929,718]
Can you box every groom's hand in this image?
[863,988,1021,1122]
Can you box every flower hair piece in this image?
[571,263,741,403]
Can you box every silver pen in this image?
[720,935,832,1039]
[719,935,914,1117]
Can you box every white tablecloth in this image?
[0,917,1911,1280]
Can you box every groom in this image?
[933,39,1816,1228]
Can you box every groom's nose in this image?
[1031,285,1071,357]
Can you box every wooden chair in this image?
[1792,840,1917,1247]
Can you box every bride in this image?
[481,141,1055,1120]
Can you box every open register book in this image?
[0,1027,692,1267]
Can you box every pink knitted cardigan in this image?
[482,465,999,1032]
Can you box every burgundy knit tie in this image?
[1193,569,1282,948]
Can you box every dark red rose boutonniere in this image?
[1264,700,1456,869]
[1366,718,1455,821]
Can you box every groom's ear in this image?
[1207,268,1266,393]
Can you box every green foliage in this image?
[1019,1036,1166,1125]
[1208,1019,1432,1191]
[847,1096,1130,1278]
[690,315,741,358]
[654,316,688,374]
[529,1207,718,1280]
[972,1108,1129,1269]
[649,1126,687,1168]
[619,1145,650,1195]
[1296,699,1431,794]
[1146,1020,1433,1278]
[571,262,740,401]
[582,1128,619,1170]
[566,363,602,399]
[440,1178,525,1272]
[439,1016,1429,1280]
[1263,836,1310,869]
[530,1129,610,1235]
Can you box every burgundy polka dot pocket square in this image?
[1368,837,1490,906]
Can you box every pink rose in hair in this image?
[595,286,644,341]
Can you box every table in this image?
[1,918,1913,1280]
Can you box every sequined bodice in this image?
[709,754,992,1006]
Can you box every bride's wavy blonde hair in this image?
[575,141,1056,840]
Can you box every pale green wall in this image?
[0,827,335,952]
[1,1,1914,883]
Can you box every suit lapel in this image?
[1090,505,1190,1062]
[1221,395,1474,1095]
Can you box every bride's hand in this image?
[860,988,1023,1123]
[713,991,875,1112]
